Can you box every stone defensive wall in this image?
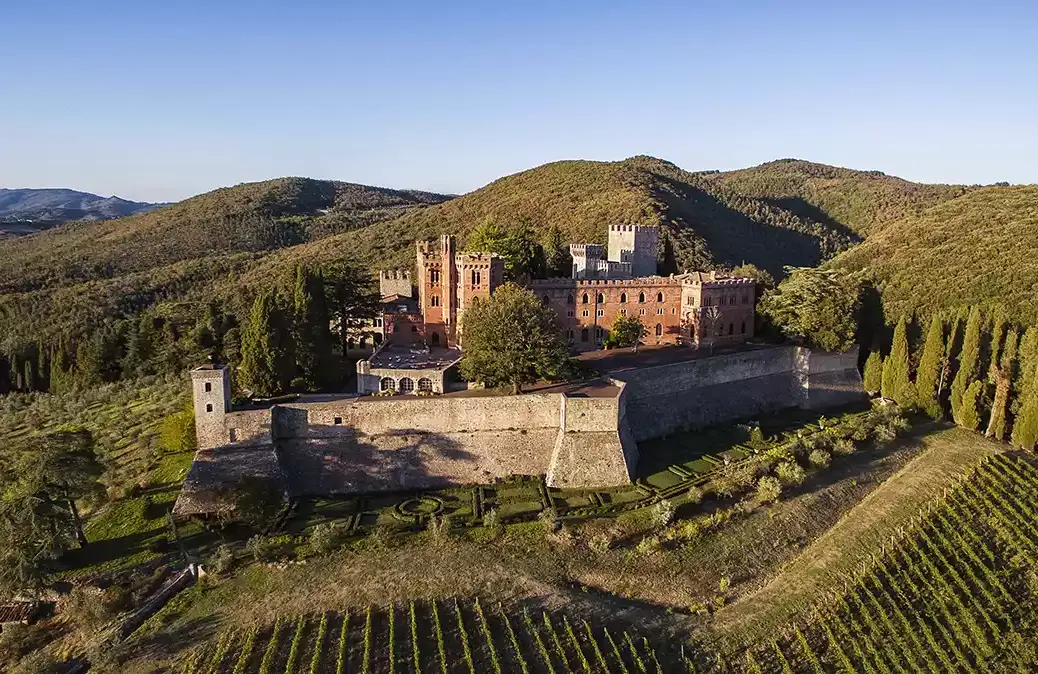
[609,345,866,442]
[187,345,865,502]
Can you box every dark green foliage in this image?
[605,315,648,350]
[239,292,293,396]
[951,307,983,423]
[467,218,545,282]
[1011,364,1038,450]
[862,351,883,395]
[324,260,380,360]
[1014,327,1038,413]
[542,223,571,278]
[881,316,914,406]
[219,476,284,530]
[757,267,861,352]
[459,284,570,394]
[292,265,334,390]
[915,314,946,418]
[957,380,985,432]
[986,328,1017,440]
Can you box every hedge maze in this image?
[181,599,670,673]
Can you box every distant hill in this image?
[829,184,1038,323]
[0,178,452,293]
[0,188,165,237]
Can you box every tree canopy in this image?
[459,284,570,394]
[757,267,861,352]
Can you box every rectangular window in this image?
[619,309,627,316]
[639,309,646,316]
[430,295,440,307]
[597,309,604,317]
[657,308,664,315]
[334,417,343,425]
[206,403,213,413]
[582,310,590,317]
[204,382,212,392]
[566,310,574,317]
[430,269,440,283]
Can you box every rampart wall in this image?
[193,345,864,496]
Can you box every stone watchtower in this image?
[608,224,658,278]
[379,269,413,299]
[191,365,231,449]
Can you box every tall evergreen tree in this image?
[1012,362,1038,450]
[123,315,158,378]
[292,265,334,390]
[951,306,983,423]
[542,223,571,278]
[863,351,883,395]
[986,327,1018,440]
[49,346,74,396]
[239,292,293,396]
[324,261,379,358]
[958,380,984,432]
[1013,327,1038,414]
[881,316,914,405]
[915,314,946,418]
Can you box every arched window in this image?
[582,293,589,304]
[417,378,433,392]
[567,294,574,305]
[567,329,574,340]
[430,332,440,346]
[620,292,627,304]
[399,377,415,393]
[740,321,746,334]
[639,292,646,303]
[597,293,604,303]
[581,328,589,342]
[619,308,627,316]
[380,377,395,392]
[728,323,734,335]
[542,295,550,306]
[359,335,368,348]
[655,323,663,337]
[656,292,664,303]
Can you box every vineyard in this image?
[179,599,676,674]
[741,452,1038,672]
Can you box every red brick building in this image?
[410,234,755,351]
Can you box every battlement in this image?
[608,224,655,233]
[529,275,681,289]
[380,269,410,281]
[569,243,605,256]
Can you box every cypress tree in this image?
[49,346,73,396]
[881,316,914,406]
[292,265,334,390]
[239,292,281,396]
[863,350,883,395]
[915,314,945,418]
[1014,327,1038,413]
[986,327,1018,440]
[1012,363,1038,450]
[958,380,984,432]
[951,306,983,423]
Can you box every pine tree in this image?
[951,306,983,423]
[48,346,74,396]
[914,314,945,418]
[881,316,914,406]
[542,223,571,278]
[986,327,1018,440]
[863,350,883,395]
[1012,363,1038,450]
[123,315,157,378]
[958,380,984,432]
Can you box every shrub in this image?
[483,508,502,532]
[207,544,235,575]
[635,536,661,555]
[615,508,654,536]
[588,533,612,554]
[245,535,283,562]
[809,449,832,469]
[427,515,454,544]
[685,486,704,504]
[651,499,676,528]
[665,519,702,542]
[832,438,856,456]
[776,461,806,486]
[309,522,348,554]
[15,651,63,674]
[63,587,112,632]
[755,476,782,503]
[538,507,560,533]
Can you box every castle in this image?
[172,224,865,517]
[356,225,755,394]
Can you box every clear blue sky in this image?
[2,1,1036,202]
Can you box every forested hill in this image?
[0,178,452,293]
[699,159,971,237]
[829,184,1038,323]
